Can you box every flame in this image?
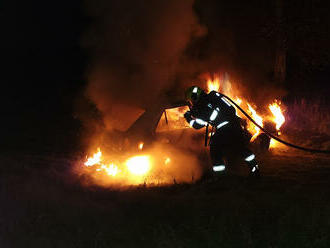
[234,98,242,117]
[85,149,151,177]
[269,138,279,149]
[81,73,288,187]
[207,76,220,93]
[204,73,287,146]
[82,147,197,187]
[97,164,119,176]
[84,148,102,166]
[205,74,265,141]
[126,155,151,175]
[236,97,242,106]
[269,101,285,130]
[247,104,263,141]
[203,73,288,150]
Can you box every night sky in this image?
[2,0,87,151]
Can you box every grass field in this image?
[1,148,330,248]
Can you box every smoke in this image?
[81,0,290,131]
[74,0,292,187]
[82,0,206,130]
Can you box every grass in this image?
[288,98,330,136]
[1,150,330,247]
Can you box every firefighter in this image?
[184,86,259,176]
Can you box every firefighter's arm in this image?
[184,111,207,129]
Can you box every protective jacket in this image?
[184,90,259,175]
[184,91,237,130]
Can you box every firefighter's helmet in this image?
[185,86,204,104]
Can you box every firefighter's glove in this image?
[184,111,193,123]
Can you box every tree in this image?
[274,0,287,84]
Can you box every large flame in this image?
[269,101,285,131]
[205,73,286,145]
[84,149,151,180]
[247,103,264,141]
[85,148,120,176]
[160,75,285,143]
[268,100,285,149]
[84,148,102,166]
[207,76,220,92]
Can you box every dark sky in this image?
[3,0,86,112]
[2,0,87,151]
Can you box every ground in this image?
[1,147,330,248]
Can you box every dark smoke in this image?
[78,0,330,164]
[82,0,206,130]
[81,0,306,134]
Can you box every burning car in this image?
[79,75,285,187]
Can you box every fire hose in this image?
[221,94,330,154]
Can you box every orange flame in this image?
[126,155,151,175]
[85,149,151,177]
[207,76,220,93]
[204,74,287,146]
[269,101,285,131]
[84,148,102,166]
[236,97,242,106]
[81,144,204,187]
[82,146,204,187]
[247,104,263,141]
[203,74,287,150]
[96,164,119,176]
